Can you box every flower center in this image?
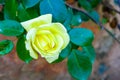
[35,30,56,52]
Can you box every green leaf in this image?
[0,20,24,36]
[67,49,92,80]
[17,3,39,22]
[17,3,31,21]
[0,0,4,4]
[22,0,41,9]
[16,35,33,63]
[0,12,4,20]
[89,0,102,8]
[114,0,120,6]
[40,0,68,22]
[90,10,100,23]
[78,0,92,11]
[69,28,94,46]
[83,45,96,64]
[78,12,89,21]
[63,8,73,31]
[26,5,39,19]
[101,18,108,24]
[52,43,72,63]
[0,40,14,55]
[4,0,18,19]
[77,10,99,23]
[71,14,82,26]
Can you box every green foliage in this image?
[52,43,72,63]
[40,0,68,22]
[26,6,39,19]
[17,3,39,22]
[90,10,100,23]
[101,18,108,24]
[89,0,102,8]
[21,0,41,9]
[71,14,82,26]
[78,0,101,11]
[73,10,100,23]
[83,45,96,64]
[63,8,73,31]
[0,12,4,20]
[4,0,18,20]
[0,0,4,4]
[68,28,95,80]
[0,20,24,36]
[17,3,31,21]
[78,12,89,21]
[67,49,92,80]
[78,0,92,11]
[0,40,14,55]
[69,28,94,46]
[114,0,120,6]
[16,35,33,63]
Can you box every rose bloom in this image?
[21,14,70,63]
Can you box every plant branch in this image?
[66,3,120,44]
[102,1,120,14]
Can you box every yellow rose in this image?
[21,14,70,63]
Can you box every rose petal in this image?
[26,28,38,59]
[25,40,38,59]
[45,52,60,63]
[21,14,52,31]
[32,30,55,55]
[37,23,70,49]
[46,34,64,53]
[40,34,64,63]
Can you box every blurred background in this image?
[0,0,120,80]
